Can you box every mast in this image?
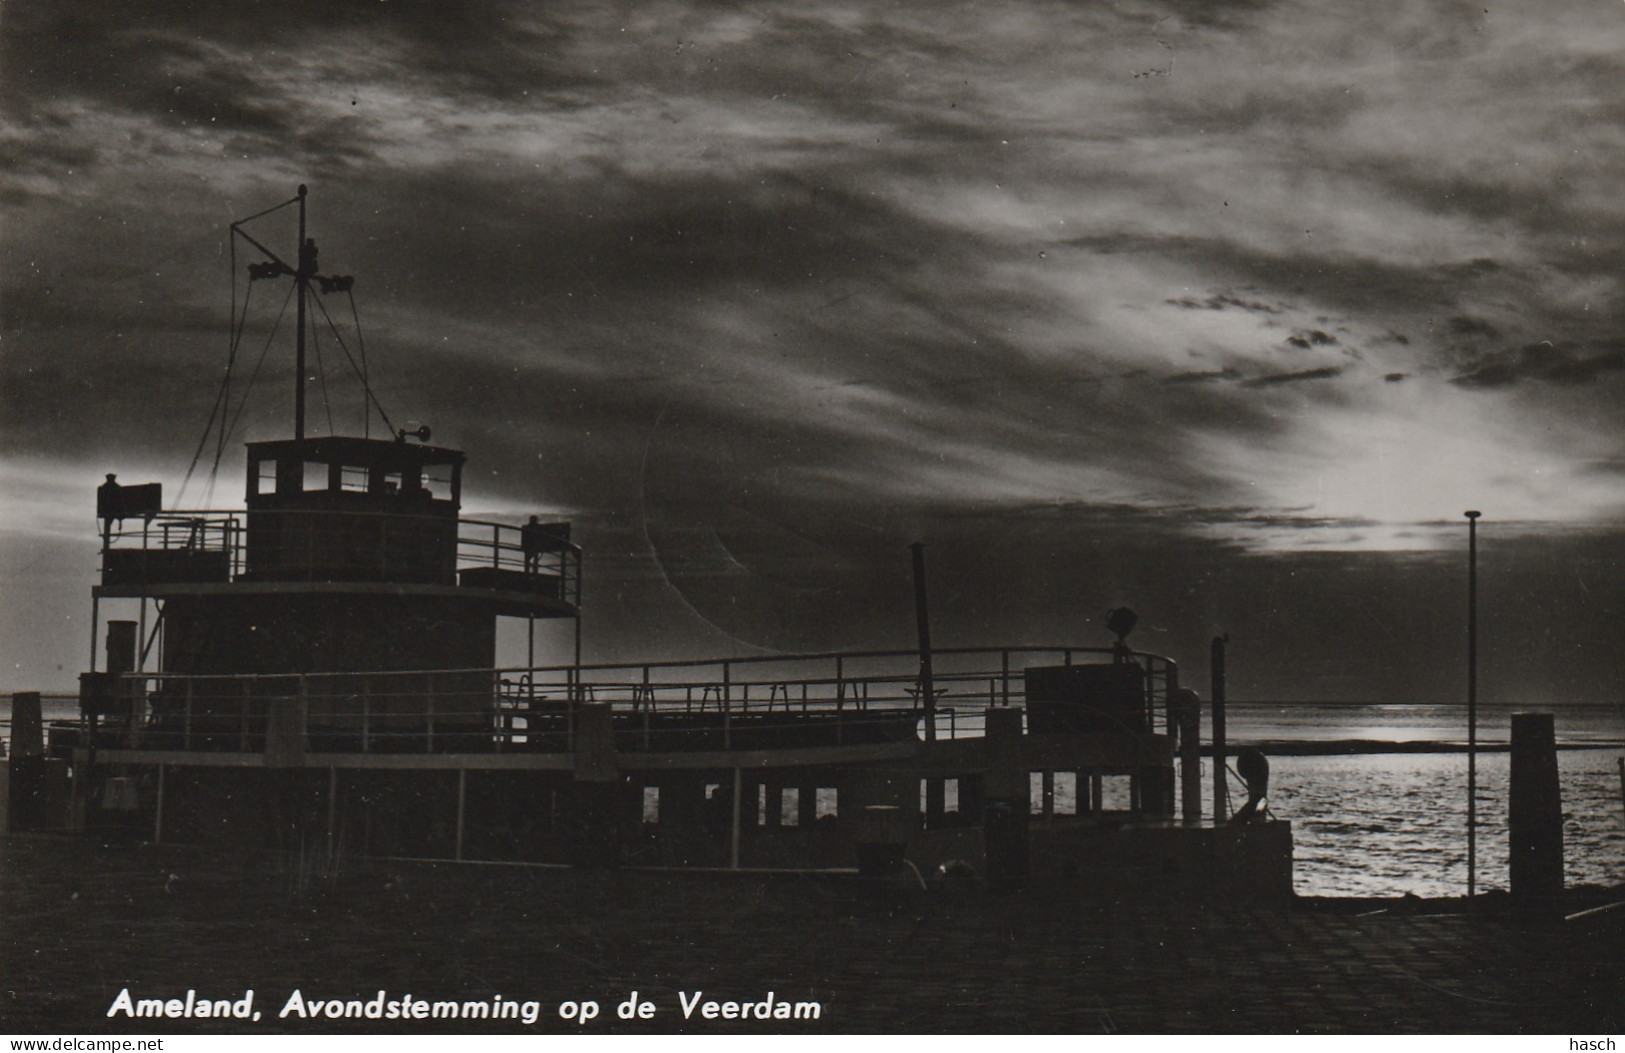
[911,541,936,742]
[230,185,369,446]
[294,184,309,441]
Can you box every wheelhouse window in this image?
[339,465,369,493]
[255,460,276,495]
[422,466,454,500]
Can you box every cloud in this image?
[1165,292,1284,314]
[1448,315,1500,340]
[1242,366,1345,388]
[1451,341,1625,389]
[1579,458,1625,477]
[1165,367,1244,384]
[1285,329,1338,349]
[7,0,1625,695]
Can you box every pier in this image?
[1,836,1620,1033]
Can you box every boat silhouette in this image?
[13,188,1292,898]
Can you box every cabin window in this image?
[815,787,838,820]
[705,782,721,800]
[1100,774,1132,812]
[423,466,453,500]
[254,460,276,496]
[302,462,328,492]
[339,465,369,493]
[780,787,800,826]
[920,776,959,814]
[642,786,659,825]
[757,783,769,826]
[1055,772,1078,815]
[380,471,402,496]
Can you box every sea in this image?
[3,694,1621,899]
[1225,700,1625,898]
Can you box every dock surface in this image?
[2,836,1618,1033]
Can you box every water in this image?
[5,696,1623,898]
[1225,700,1625,747]
[1273,750,1625,896]
[1222,701,1625,896]
[1008,701,1625,896]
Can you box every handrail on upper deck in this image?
[76,644,1178,754]
[98,507,580,603]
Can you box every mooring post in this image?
[10,692,43,760]
[1509,712,1563,911]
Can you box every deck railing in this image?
[98,509,580,605]
[49,646,1178,756]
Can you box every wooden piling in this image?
[1509,712,1563,909]
[9,693,43,759]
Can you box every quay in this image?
[1,835,1619,1034]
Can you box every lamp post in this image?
[1464,510,1481,902]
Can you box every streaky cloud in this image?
[1242,366,1344,388]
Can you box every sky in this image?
[3,0,1624,705]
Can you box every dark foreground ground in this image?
[2,834,1620,1034]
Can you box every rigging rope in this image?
[217,240,260,472]
[232,195,301,227]
[180,243,256,506]
[179,376,230,508]
[182,198,303,502]
[218,282,297,468]
[180,194,402,499]
[311,308,335,437]
[219,232,235,472]
[309,288,396,436]
[348,289,371,439]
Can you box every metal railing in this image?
[47,645,1177,756]
[99,509,580,606]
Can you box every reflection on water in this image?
[1217,702,1625,896]
[1224,701,1625,745]
[1272,750,1625,897]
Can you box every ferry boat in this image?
[6,187,1291,900]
